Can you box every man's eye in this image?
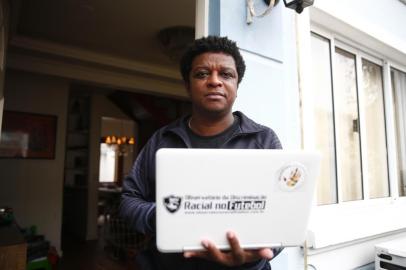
[194,71,209,78]
[221,72,234,79]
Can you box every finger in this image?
[184,251,196,258]
[238,249,263,263]
[258,248,274,260]
[203,240,230,266]
[184,250,209,260]
[227,231,245,265]
[238,248,273,263]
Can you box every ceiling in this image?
[14,0,196,69]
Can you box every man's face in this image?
[187,52,238,116]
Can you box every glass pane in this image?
[334,47,363,201]
[391,68,406,197]
[361,59,389,198]
[310,33,337,205]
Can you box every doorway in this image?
[61,85,191,266]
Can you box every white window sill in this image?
[307,197,406,250]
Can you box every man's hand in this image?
[183,231,274,267]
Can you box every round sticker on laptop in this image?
[278,163,307,191]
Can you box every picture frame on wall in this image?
[0,111,57,159]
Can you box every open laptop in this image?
[156,148,321,252]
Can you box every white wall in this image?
[0,69,69,252]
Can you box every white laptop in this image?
[156,148,321,253]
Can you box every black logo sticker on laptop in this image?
[163,195,267,215]
[278,163,306,191]
[163,195,182,213]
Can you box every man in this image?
[120,36,283,270]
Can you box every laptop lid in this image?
[156,148,321,252]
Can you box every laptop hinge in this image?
[183,243,282,252]
[183,246,205,252]
[241,243,282,249]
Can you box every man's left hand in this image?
[183,231,274,267]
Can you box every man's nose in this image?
[207,72,223,87]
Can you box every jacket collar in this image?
[233,111,267,134]
[163,111,266,144]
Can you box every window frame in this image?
[311,27,391,203]
[390,65,406,198]
[332,42,366,202]
[309,31,338,205]
[306,24,406,249]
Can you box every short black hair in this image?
[179,36,246,85]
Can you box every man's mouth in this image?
[205,92,225,98]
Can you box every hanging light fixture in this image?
[101,135,135,146]
[101,135,135,157]
[100,119,136,156]
[157,26,194,62]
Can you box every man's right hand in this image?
[184,231,274,267]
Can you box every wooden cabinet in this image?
[0,225,27,270]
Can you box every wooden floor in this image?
[58,224,136,270]
[58,238,131,270]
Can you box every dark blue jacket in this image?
[120,111,283,270]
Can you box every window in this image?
[304,15,406,252]
[99,117,136,185]
[310,32,391,205]
[391,68,406,197]
[309,34,337,205]
[99,143,118,183]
